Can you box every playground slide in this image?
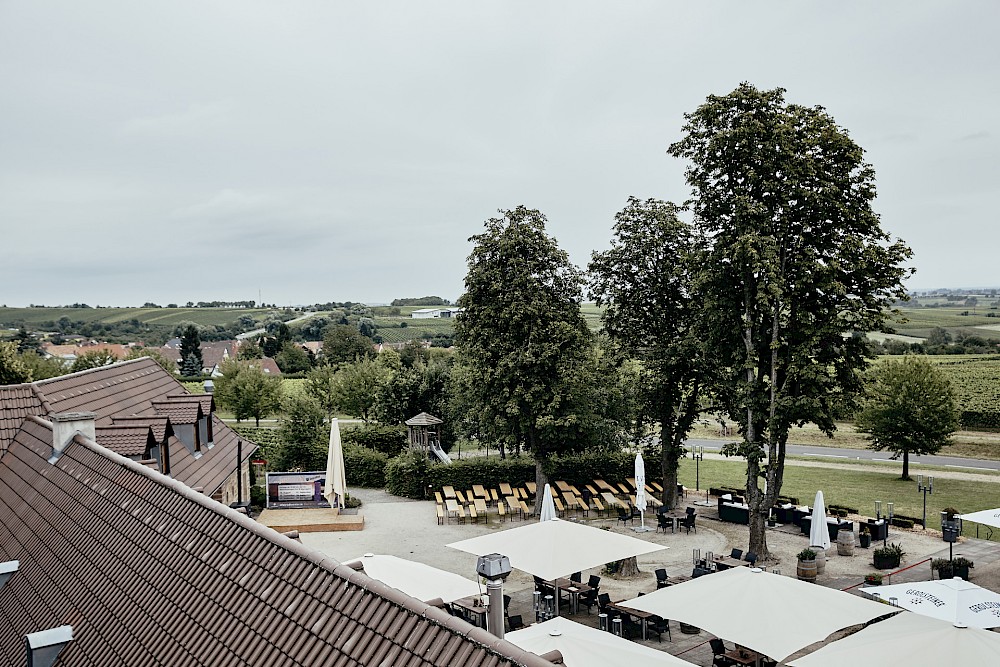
[429,441,452,465]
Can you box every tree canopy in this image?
[214,358,284,426]
[672,83,912,557]
[321,324,373,366]
[589,197,706,508]
[455,206,593,509]
[856,355,959,480]
[0,341,32,384]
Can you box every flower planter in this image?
[859,534,871,549]
[797,559,817,583]
[873,554,899,570]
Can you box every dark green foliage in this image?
[180,324,202,370]
[344,445,389,487]
[392,297,450,306]
[274,342,313,373]
[0,341,32,384]
[125,347,177,374]
[250,485,267,510]
[70,349,118,372]
[276,395,327,471]
[856,356,959,480]
[181,353,202,377]
[214,359,284,426]
[229,425,281,460]
[322,324,373,366]
[342,423,407,456]
[14,327,40,354]
[238,339,264,360]
[13,350,65,381]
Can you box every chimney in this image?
[0,560,18,593]
[25,625,73,667]
[49,412,96,464]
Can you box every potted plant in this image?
[797,548,818,582]
[873,543,904,570]
[858,525,871,549]
[933,557,974,580]
[864,572,883,586]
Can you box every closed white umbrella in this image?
[539,483,557,521]
[788,611,1000,666]
[866,577,1000,629]
[323,418,347,512]
[634,453,649,532]
[809,490,831,550]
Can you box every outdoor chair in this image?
[570,571,582,583]
[711,638,737,667]
[579,578,600,613]
[681,513,697,533]
[647,615,671,642]
[597,592,612,615]
[616,506,634,526]
[692,566,713,578]
[686,506,696,515]
[507,614,525,631]
[655,568,669,589]
[730,548,743,560]
[620,613,643,640]
[503,594,511,616]
[745,551,757,566]
[656,513,672,534]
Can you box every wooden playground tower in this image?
[405,412,446,460]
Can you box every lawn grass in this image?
[676,456,1000,538]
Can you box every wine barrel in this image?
[837,529,856,556]
[797,558,817,583]
[812,547,826,574]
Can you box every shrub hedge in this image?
[230,425,281,461]
[342,423,407,457]
[344,444,389,488]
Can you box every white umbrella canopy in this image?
[788,611,1000,666]
[539,483,557,521]
[866,577,1000,628]
[447,518,666,582]
[506,617,696,667]
[620,567,896,662]
[323,418,347,510]
[809,490,831,550]
[342,554,481,603]
[634,453,647,520]
[958,507,1000,530]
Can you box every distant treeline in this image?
[390,296,450,306]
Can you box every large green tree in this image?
[856,355,959,480]
[589,197,707,508]
[0,341,32,384]
[277,394,327,471]
[455,206,594,511]
[321,324,373,366]
[672,83,912,558]
[332,354,394,423]
[214,358,284,426]
[180,324,203,375]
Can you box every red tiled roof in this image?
[1,358,256,496]
[110,415,171,442]
[0,417,553,667]
[0,385,48,458]
[94,424,155,457]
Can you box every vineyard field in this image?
[0,306,276,328]
[926,355,1000,429]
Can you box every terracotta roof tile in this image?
[93,424,154,457]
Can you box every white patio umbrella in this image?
[322,418,347,512]
[809,490,831,550]
[633,452,649,532]
[449,517,664,616]
[539,483,557,521]
[342,554,481,603]
[866,577,1000,629]
[506,617,695,667]
[788,611,1000,666]
[620,566,896,662]
[958,507,1000,533]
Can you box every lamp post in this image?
[875,501,894,546]
[691,446,704,492]
[917,475,933,530]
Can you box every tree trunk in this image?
[615,556,641,578]
[532,430,549,515]
[902,452,910,480]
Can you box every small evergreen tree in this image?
[180,324,202,372]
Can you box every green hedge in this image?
[344,444,389,487]
[342,423,407,456]
[229,425,281,460]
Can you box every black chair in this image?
[686,506,696,515]
[616,506,634,526]
[620,613,643,640]
[711,638,737,667]
[745,551,758,566]
[656,513,672,534]
[579,587,599,613]
[597,592,612,615]
[655,568,669,589]
[730,548,743,560]
[570,571,582,584]
[647,615,671,642]
[503,594,511,617]
[507,614,525,631]
[692,566,713,578]
[587,574,601,589]
[681,513,697,533]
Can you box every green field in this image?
[0,306,277,328]
[891,305,1000,338]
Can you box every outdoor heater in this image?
[476,553,511,639]
[917,475,933,530]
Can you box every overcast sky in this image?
[2,1,997,307]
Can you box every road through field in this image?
[685,437,1000,472]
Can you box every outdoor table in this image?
[450,596,487,628]
[555,480,573,493]
[607,601,653,640]
[442,485,457,499]
[725,648,764,666]
[525,481,537,495]
[712,555,748,571]
[504,495,522,519]
[472,484,489,500]
[547,578,592,615]
[602,491,626,509]
[473,498,488,521]
[594,479,617,492]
